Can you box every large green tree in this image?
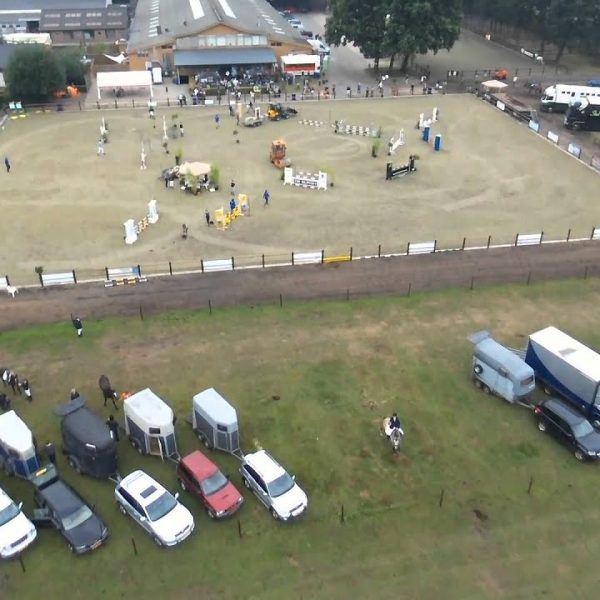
[325,0,463,72]
[5,45,65,101]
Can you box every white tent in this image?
[481,80,509,91]
[96,70,153,100]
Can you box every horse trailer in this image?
[54,397,118,479]
[0,410,40,479]
[124,388,179,461]
[192,388,242,457]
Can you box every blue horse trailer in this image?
[0,410,40,479]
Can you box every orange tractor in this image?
[270,139,289,169]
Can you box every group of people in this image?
[0,367,32,410]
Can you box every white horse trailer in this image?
[0,411,40,479]
[124,388,179,461]
[192,388,242,457]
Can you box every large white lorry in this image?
[540,84,600,112]
[525,326,600,423]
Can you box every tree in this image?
[5,45,64,101]
[57,47,86,86]
[325,0,463,73]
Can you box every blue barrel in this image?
[434,134,442,151]
[422,126,430,143]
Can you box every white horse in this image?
[6,285,18,298]
[382,417,405,453]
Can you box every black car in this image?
[30,465,108,554]
[534,398,600,462]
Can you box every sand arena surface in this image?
[0,95,597,283]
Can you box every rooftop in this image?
[40,6,128,31]
[0,411,35,455]
[128,0,308,52]
[0,0,109,24]
[124,388,174,429]
[122,470,165,503]
[245,450,286,483]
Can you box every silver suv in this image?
[239,450,308,521]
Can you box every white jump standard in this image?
[283,167,328,190]
[124,199,159,244]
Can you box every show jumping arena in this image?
[1,94,599,283]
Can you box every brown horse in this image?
[98,374,119,409]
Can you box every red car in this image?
[176,451,243,519]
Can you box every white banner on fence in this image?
[547,131,559,144]
[592,228,600,241]
[591,156,600,172]
[568,143,582,158]
[528,119,540,132]
[408,241,436,255]
[516,233,543,247]
[0,277,7,290]
[496,100,506,111]
[107,266,140,280]
[203,259,233,272]
[42,272,75,286]
[293,251,322,265]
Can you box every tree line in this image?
[325,0,600,70]
[464,0,600,62]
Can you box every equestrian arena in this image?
[1,94,598,284]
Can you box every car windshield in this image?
[572,419,594,438]
[0,502,20,527]
[62,505,93,531]
[146,492,178,521]
[268,473,295,498]
[200,471,229,496]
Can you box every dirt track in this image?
[1,241,598,331]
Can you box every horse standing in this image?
[98,374,119,410]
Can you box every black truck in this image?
[564,99,600,131]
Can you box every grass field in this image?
[2,94,600,284]
[3,280,600,598]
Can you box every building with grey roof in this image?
[39,6,129,46]
[0,0,111,33]
[127,0,311,75]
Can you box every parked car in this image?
[0,486,37,559]
[30,465,108,554]
[534,398,600,461]
[176,450,243,519]
[115,470,194,547]
[239,450,307,521]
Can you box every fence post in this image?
[5,275,10,286]
[514,233,519,247]
[201,259,204,273]
[18,555,25,572]
[291,252,295,266]
[232,256,235,270]
[566,228,571,242]
[262,254,265,269]
[167,97,170,107]
[104,267,109,280]
[169,261,173,276]
[208,299,212,314]
[461,237,466,250]
[378,244,381,257]
[406,241,410,255]
[237,518,243,539]
[114,99,118,109]
[527,476,534,495]
[132,99,135,108]
[139,303,144,320]
[540,231,544,244]
[279,294,283,308]
[137,264,142,277]
[131,537,138,555]
[349,247,353,260]
[72,269,77,284]
[78,100,82,111]
[487,235,491,249]
[38,271,44,287]
[433,240,438,253]
[591,227,596,240]
[321,249,324,264]
[439,488,444,508]
[339,504,345,523]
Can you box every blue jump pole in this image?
[422,126,430,143]
[434,134,442,152]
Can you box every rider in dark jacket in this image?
[389,412,402,430]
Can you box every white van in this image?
[307,38,330,55]
[0,487,37,558]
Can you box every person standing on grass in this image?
[97,139,105,156]
[72,316,83,337]
[106,415,120,441]
[179,122,184,137]
[215,114,220,128]
[205,209,211,226]
[263,189,270,207]
[4,157,10,173]
[44,441,56,465]
[21,379,32,402]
